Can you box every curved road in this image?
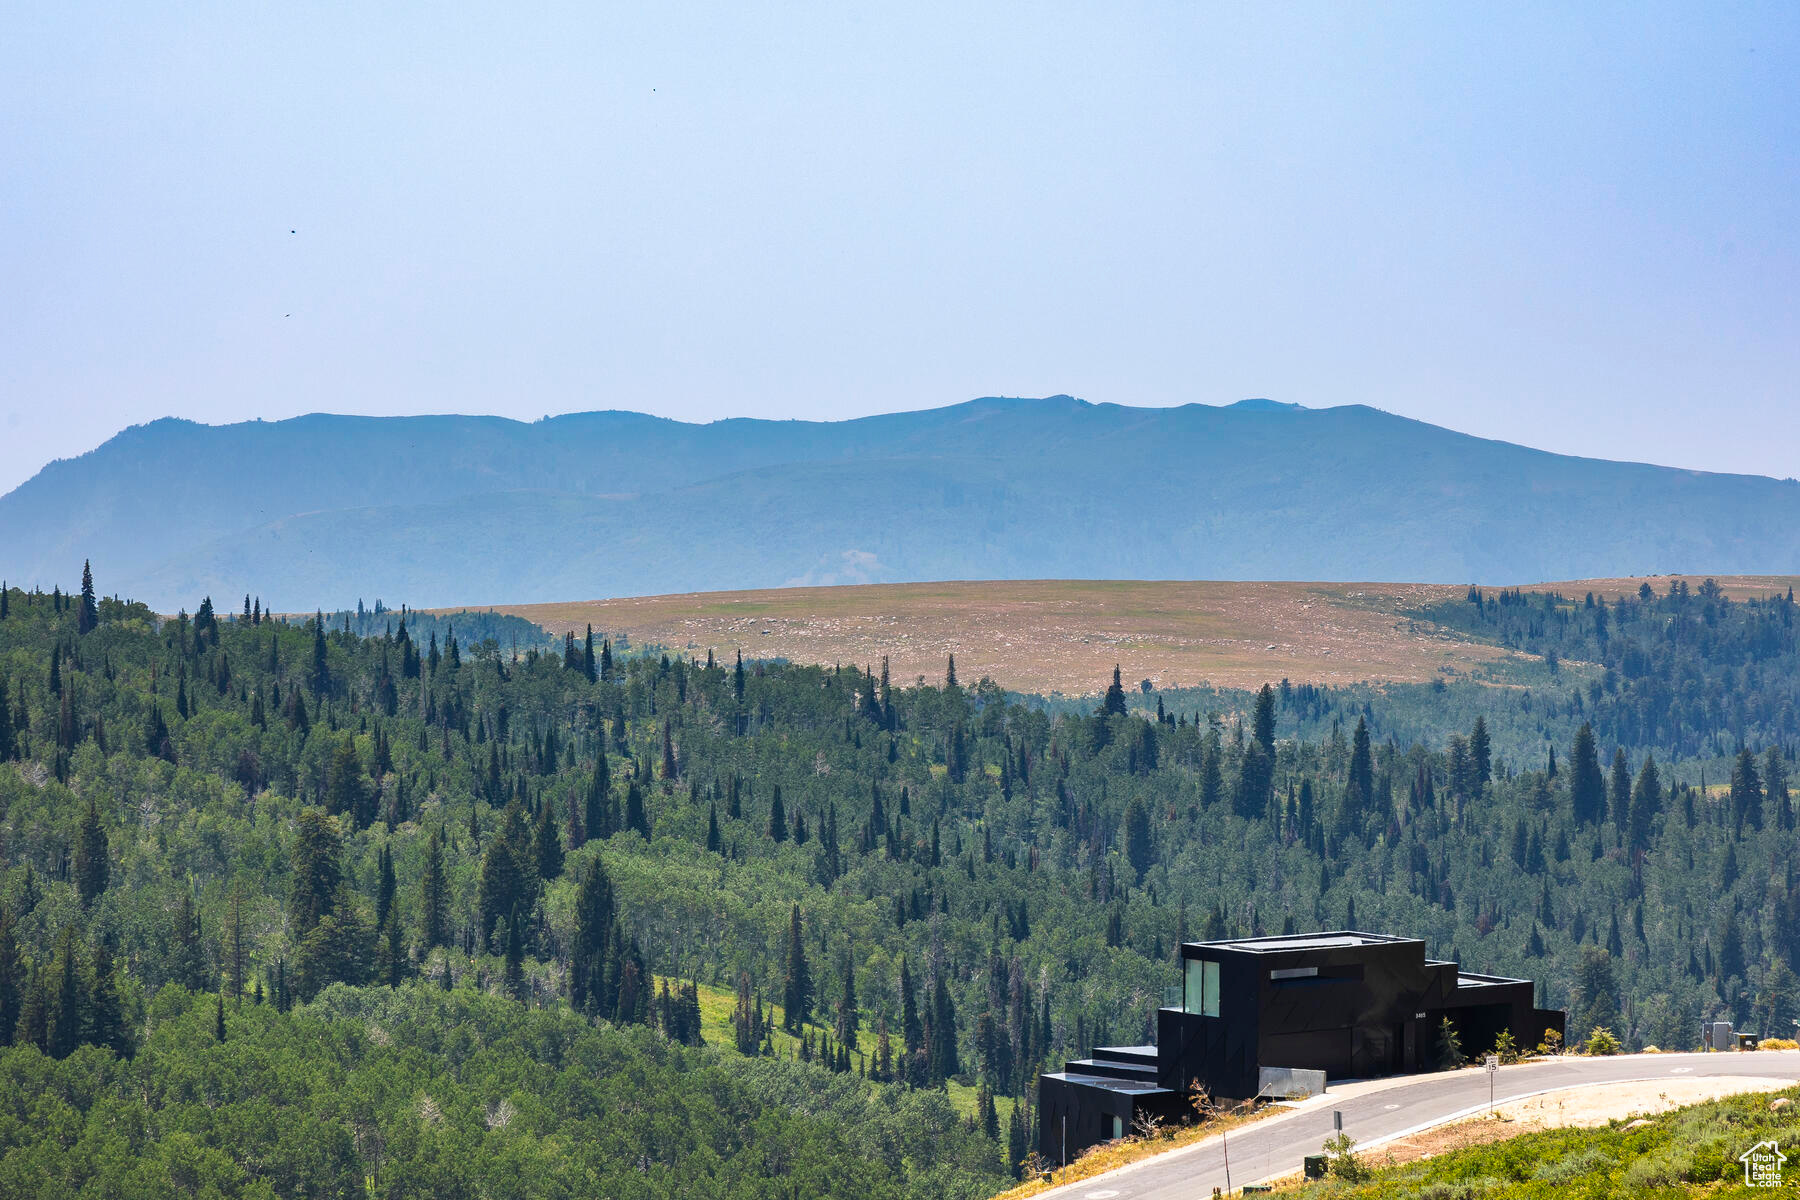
[1039,1052,1800,1198]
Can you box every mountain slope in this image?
[4,396,1797,609]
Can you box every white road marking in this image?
[1671,1067,1693,1073]
[1385,1103,1400,1110]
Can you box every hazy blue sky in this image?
[4,3,1796,495]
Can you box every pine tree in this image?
[215,991,227,1042]
[768,785,788,842]
[294,885,376,1000]
[1569,724,1605,825]
[1470,715,1491,787]
[1607,748,1631,828]
[583,625,597,682]
[624,782,651,839]
[732,971,760,1053]
[1007,1100,1029,1179]
[78,561,98,635]
[288,809,344,939]
[1251,683,1276,757]
[1571,945,1621,1038]
[1628,755,1661,854]
[504,909,527,1001]
[977,1081,1000,1140]
[706,802,721,853]
[0,906,18,1046]
[1102,665,1126,716]
[1122,796,1154,882]
[570,860,615,1015]
[48,927,83,1060]
[312,611,330,695]
[1729,746,1763,834]
[228,887,247,1007]
[900,956,923,1056]
[169,889,210,990]
[325,736,374,828]
[535,799,564,882]
[1766,746,1791,830]
[782,904,811,1032]
[0,677,13,762]
[1719,910,1746,984]
[834,949,859,1046]
[478,803,533,949]
[18,966,48,1051]
[945,654,958,690]
[585,752,613,839]
[420,826,448,949]
[929,974,959,1082]
[74,798,109,906]
[88,941,129,1056]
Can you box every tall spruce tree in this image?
[1628,754,1661,854]
[375,845,397,929]
[1729,746,1763,834]
[1469,715,1491,787]
[782,904,811,1032]
[311,611,330,695]
[88,941,130,1056]
[767,785,788,842]
[1607,748,1632,828]
[1122,796,1155,882]
[420,826,448,949]
[169,889,209,990]
[569,859,615,1015]
[900,956,923,1054]
[74,798,108,906]
[624,782,650,839]
[48,928,83,1060]
[0,905,19,1047]
[1569,724,1606,825]
[1251,683,1276,758]
[78,561,98,635]
[288,809,344,939]
[1101,665,1126,716]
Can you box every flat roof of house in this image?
[1042,1072,1174,1096]
[1456,971,1527,988]
[1187,930,1417,954]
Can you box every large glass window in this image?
[1185,958,1221,1016]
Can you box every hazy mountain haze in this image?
[5,396,1798,610]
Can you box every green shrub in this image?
[1582,1026,1621,1055]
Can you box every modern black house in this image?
[1038,931,1564,1162]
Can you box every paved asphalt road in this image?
[1038,1052,1800,1199]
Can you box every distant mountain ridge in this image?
[3,396,1797,610]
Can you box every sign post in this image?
[1485,1055,1499,1114]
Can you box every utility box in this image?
[1303,1155,1329,1179]
[1706,1021,1735,1051]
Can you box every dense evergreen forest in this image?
[1,569,1797,1197]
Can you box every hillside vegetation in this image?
[8,397,1800,608]
[1305,1085,1800,1198]
[1,568,1799,1195]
